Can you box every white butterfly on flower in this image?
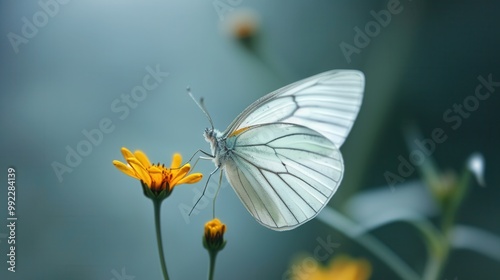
[192,70,365,231]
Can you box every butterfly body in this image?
[204,128,225,167]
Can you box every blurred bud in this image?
[429,170,458,206]
[467,152,485,187]
[428,153,485,214]
[221,8,260,47]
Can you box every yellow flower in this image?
[205,218,226,240]
[203,218,227,251]
[113,147,203,195]
[291,255,371,280]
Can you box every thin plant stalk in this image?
[154,199,170,280]
[208,251,218,280]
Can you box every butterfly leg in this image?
[189,165,220,216]
[186,149,214,164]
[212,170,224,218]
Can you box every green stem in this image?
[422,251,445,280]
[422,170,472,280]
[153,199,170,280]
[208,250,218,280]
[442,171,471,232]
[422,228,451,280]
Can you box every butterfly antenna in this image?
[186,87,215,130]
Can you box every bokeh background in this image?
[1,0,499,279]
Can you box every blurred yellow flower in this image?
[291,255,371,280]
[203,218,227,251]
[113,147,202,193]
[222,8,260,40]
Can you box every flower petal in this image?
[127,158,152,187]
[112,160,140,180]
[120,147,134,160]
[170,153,182,169]
[148,165,164,188]
[176,173,203,185]
[134,150,152,168]
[170,164,191,186]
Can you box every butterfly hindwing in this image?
[222,123,343,230]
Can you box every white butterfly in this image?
[197,70,365,231]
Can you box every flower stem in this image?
[153,199,170,280]
[208,250,218,280]
[422,170,472,280]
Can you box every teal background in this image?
[1,0,499,279]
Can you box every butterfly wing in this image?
[223,123,343,230]
[224,70,364,148]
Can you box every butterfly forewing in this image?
[224,70,364,148]
[223,123,343,230]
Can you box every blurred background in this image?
[1,0,499,279]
